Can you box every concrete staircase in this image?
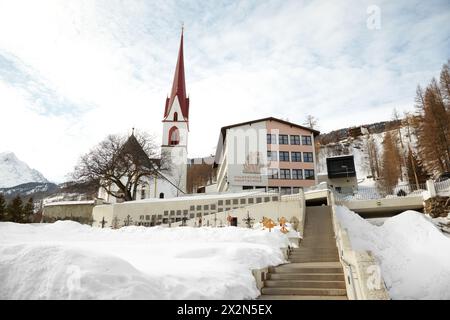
[259,206,347,300]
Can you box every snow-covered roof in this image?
[44,200,96,207]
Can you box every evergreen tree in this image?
[6,195,24,223]
[380,131,402,194]
[0,193,6,222]
[23,198,34,223]
[414,62,450,174]
[406,147,428,188]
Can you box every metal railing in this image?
[333,182,427,202]
[435,179,450,193]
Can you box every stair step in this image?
[258,295,347,300]
[261,287,347,296]
[264,280,346,289]
[267,273,345,281]
[290,253,339,257]
[289,258,340,263]
[269,266,344,274]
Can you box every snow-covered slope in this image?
[0,152,48,188]
[317,123,416,181]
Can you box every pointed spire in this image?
[164,27,189,120]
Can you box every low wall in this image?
[330,194,390,300]
[171,194,305,236]
[91,204,116,227]
[43,201,98,225]
[341,196,424,215]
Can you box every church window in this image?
[173,112,178,121]
[159,193,165,199]
[169,126,180,146]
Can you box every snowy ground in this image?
[335,206,450,300]
[0,222,292,300]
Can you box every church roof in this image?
[121,133,154,170]
[164,29,189,120]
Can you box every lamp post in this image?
[341,165,349,182]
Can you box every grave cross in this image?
[242,212,255,229]
[124,215,133,227]
[100,216,108,229]
[181,215,188,227]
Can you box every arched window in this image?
[173,112,178,122]
[169,126,180,145]
[159,192,165,199]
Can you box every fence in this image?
[333,182,427,203]
[435,179,450,193]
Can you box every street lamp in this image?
[341,165,349,182]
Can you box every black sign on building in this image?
[326,155,356,179]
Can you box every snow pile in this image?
[0,222,288,300]
[335,206,450,300]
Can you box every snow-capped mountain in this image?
[0,152,48,188]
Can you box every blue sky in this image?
[0,0,449,183]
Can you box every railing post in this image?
[426,179,437,198]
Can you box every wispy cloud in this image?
[0,51,89,117]
[0,0,448,182]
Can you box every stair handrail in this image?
[334,230,359,299]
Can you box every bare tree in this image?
[303,115,318,129]
[73,130,169,202]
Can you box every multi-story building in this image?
[214,117,320,195]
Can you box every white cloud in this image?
[0,0,448,182]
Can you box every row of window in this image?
[267,168,315,180]
[241,186,304,195]
[267,151,314,162]
[267,134,312,145]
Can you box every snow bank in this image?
[335,206,450,300]
[0,222,289,300]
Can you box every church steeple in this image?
[164,28,189,121]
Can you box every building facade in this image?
[214,117,320,195]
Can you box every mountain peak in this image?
[0,152,48,188]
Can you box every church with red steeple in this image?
[161,27,189,195]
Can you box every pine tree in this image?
[0,193,6,222]
[22,198,34,223]
[380,131,402,194]
[406,147,428,188]
[6,195,24,223]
